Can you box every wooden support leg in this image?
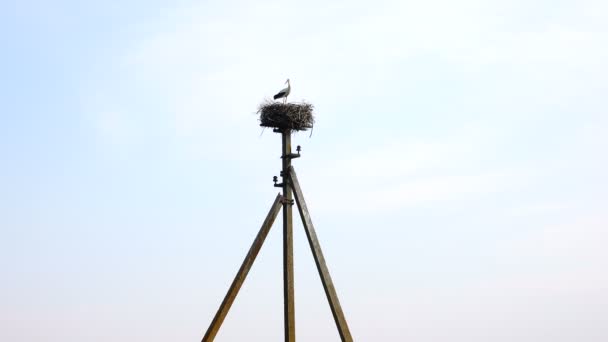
[202,193,284,342]
[287,166,353,342]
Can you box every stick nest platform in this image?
[258,100,314,131]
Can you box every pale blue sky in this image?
[1,0,607,341]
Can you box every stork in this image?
[273,78,291,104]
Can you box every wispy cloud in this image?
[301,124,532,214]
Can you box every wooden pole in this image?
[288,166,353,342]
[202,127,351,341]
[202,193,284,342]
[281,130,296,341]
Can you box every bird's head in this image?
[285,78,290,84]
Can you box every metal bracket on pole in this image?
[273,176,284,187]
[281,145,301,159]
[280,198,295,205]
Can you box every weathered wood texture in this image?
[281,131,296,341]
[288,166,353,342]
[202,193,284,342]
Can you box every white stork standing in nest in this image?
[273,78,291,103]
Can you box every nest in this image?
[258,100,314,131]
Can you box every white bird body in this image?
[273,79,291,103]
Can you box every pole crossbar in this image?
[202,193,284,342]
[288,166,353,342]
